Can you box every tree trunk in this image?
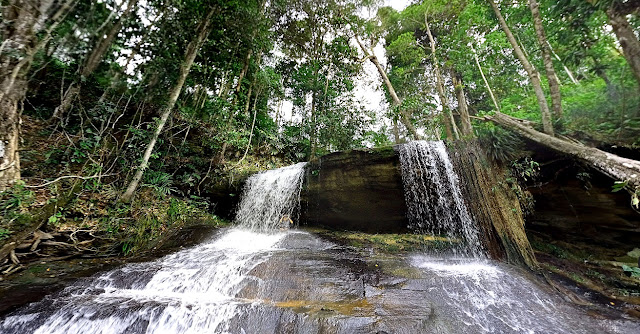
[425,14,458,140]
[451,69,473,137]
[120,7,217,202]
[50,0,139,121]
[236,50,252,94]
[488,0,554,136]
[548,41,578,85]
[237,94,259,164]
[218,68,258,163]
[471,44,501,112]
[393,118,400,144]
[354,35,422,140]
[0,0,63,190]
[607,8,640,88]
[487,112,640,190]
[310,91,319,159]
[0,98,21,191]
[529,0,563,119]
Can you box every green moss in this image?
[312,229,458,254]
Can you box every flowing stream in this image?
[1,157,638,333]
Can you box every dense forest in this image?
[1,0,639,262]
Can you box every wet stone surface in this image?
[1,228,639,333]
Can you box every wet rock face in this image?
[527,159,640,246]
[301,147,409,233]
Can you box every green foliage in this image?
[142,170,177,196]
[612,181,628,193]
[47,211,64,226]
[622,265,640,278]
[365,129,394,147]
[0,181,35,221]
[0,228,11,240]
[511,158,540,182]
[476,123,523,163]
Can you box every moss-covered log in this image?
[450,141,538,269]
[488,112,640,190]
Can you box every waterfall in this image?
[235,162,307,231]
[398,141,484,257]
[1,160,637,334]
[0,163,307,334]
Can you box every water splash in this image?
[0,162,311,333]
[398,141,483,257]
[235,162,307,231]
[0,229,288,334]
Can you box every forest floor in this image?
[0,117,231,292]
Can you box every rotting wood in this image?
[487,112,640,190]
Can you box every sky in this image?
[279,0,412,136]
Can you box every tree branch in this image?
[25,174,118,188]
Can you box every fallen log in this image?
[486,112,640,194]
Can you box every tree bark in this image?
[471,44,501,112]
[529,0,563,119]
[354,35,422,140]
[120,7,217,202]
[0,0,64,190]
[451,69,473,137]
[425,14,459,140]
[50,0,139,121]
[548,41,578,85]
[237,94,259,164]
[487,112,640,190]
[393,118,400,143]
[488,0,554,136]
[606,8,640,88]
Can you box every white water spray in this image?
[0,163,308,334]
[398,141,483,257]
[235,162,307,231]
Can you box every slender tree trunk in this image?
[237,94,259,164]
[50,0,139,122]
[1,0,70,190]
[425,14,459,140]
[120,7,217,202]
[529,0,563,119]
[393,118,400,143]
[235,50,252,94]
[471,44,500,112]
[488,0,554,135]
[548,41,578,84]
[451,69,473,137]
[218,68,258,163]
[354,35,422,140]
[487,112,640,190]
[593,62,617,102]
[606,8,640,88]
[310,93,318,159]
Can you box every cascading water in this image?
[235,162,307,230]
[398,140,483,257]
[0,163,307,334]
[1,158,638,333]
